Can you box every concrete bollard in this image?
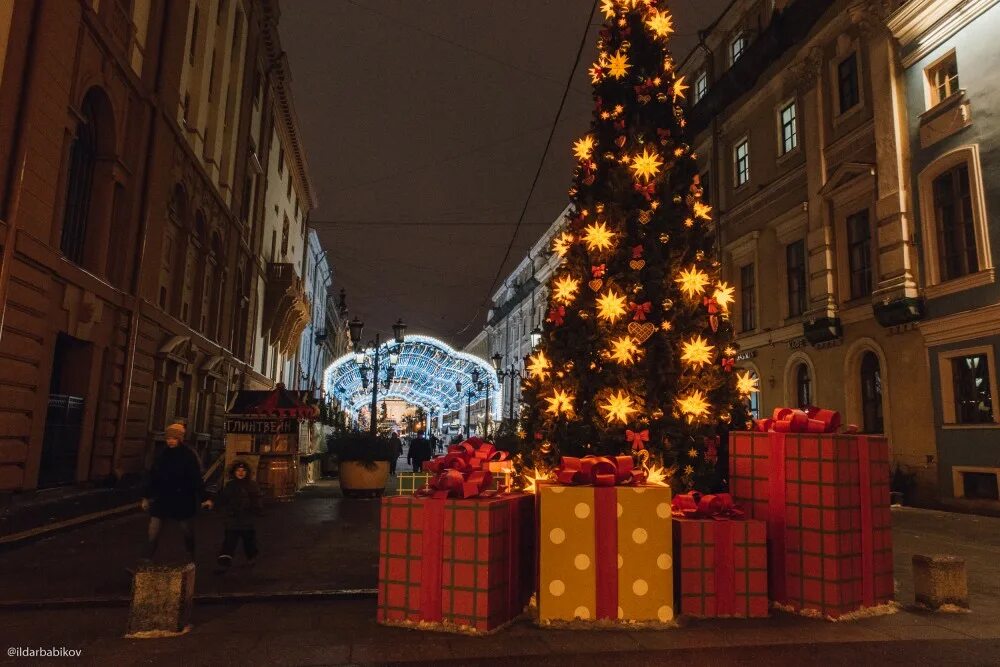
[126,563,196,637]
[912,555,969,611]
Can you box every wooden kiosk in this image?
[224,383,318,501]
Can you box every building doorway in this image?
[860,351,884,434]
[39,333,92,487]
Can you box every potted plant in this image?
[327,432,393,498]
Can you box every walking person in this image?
[388,431,403,476]
[406,431,432,472]
[204,459,262,573]
[140,420,205,564]
[429,432,440,454]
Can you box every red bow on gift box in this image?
[752,406,847,434]
[672,491,745,519]
[625,429,649,448]
[548,306,566,326]
[420,439,508,499]
[630,301,652,322]
[554,455,647,487]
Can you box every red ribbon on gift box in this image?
[671,491,745,520]
[554,455,647,487]
[752,406,844,434]
[419,439,508,500]
[673,492,747,616]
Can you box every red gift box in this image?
[674,517,768,618]
[730,419,893,619]
[377,493,535,633]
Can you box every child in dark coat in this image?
[206,459,263,570]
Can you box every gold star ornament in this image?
[713,282,735,312]
[677,390,710,422]
[675,266,711,298]
[606,50,631,79]
[583,221,616,252]
[681,335,715,368]
[645,9,674,38]
[630,147,664,183]
[545,388,575,417]
[552,231,575,258]
[672,76,689,100]
[736,371,759,396]
[693,201,713,220]
[527,350,552,380]
[600,0,616,19]
[607,335,640,365]
[601,389,638,424]
[573,135,596,161]
[596,290,628,323]
[553,275,581,304]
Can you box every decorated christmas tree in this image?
[521,0,756,491]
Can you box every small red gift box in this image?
[377,493,535,633]
[672,494,768,618]
[730,407,894,619]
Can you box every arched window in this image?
[60,94,99,265]
[795,363,812,408]
[860,352,884,433]
[160,185,188,312]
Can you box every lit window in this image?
[734,139,750,187]
[779,102,797,154]
[838,53,860,113]
[952,354,994,424]
[933,164,978,281]
[730,32,747,65]
[928,52,960,106]
[740,263,755,332]
[846,209,873,299]
[695,71,708,103]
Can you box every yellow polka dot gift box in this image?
[538,455,674,624]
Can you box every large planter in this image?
[339,460,390,498]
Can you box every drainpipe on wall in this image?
[112,0,172,481]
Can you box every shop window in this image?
[927,51,960,107]
[860,352,884,434]
[779,101,797,155]
[740,263,756,332]
[951,354,994,424]
[847,209,873,299]
[837,52,859,114]
[933,164,978,281]
[961,471,999,501]
[786,240,807,317]
[795,363,812,408]
[734,138,750,187]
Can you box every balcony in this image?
[265,263,311,356]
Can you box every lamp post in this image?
[491,329,541,425]
[350,317,407,437]
[455,368,488,439]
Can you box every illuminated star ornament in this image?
[672,76,689,101]
[600,0,617,19]
[681,336,715,368]
[601,389,638,424]
[527,351,552,381]
[608,336,640,365]
[596,290,628,323]
[630,147,664,183]
[574,135,596,161]
[545,389,575,417]
[553,275,581,304]
[645,9,674,38]
[677,390,710,422]
[736,371,760,396]
[713,282,735,312]
[675,266,711,299]
[693,201,713,220]
[583,221,616,252]
[606,50,631,79]
[552,231,575,258]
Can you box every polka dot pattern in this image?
[632,527,648,544]
[549,580,565,597]
[574,554,591,570]
[574,502,591,519]
[549,528,566,544]
[574,606,591,620]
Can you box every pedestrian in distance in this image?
[407,431,433,472]
[203,459,263,573]
[388,431,403,476]
[140,420,205,564]
[429,431,441,454]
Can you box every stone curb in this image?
[0,588,378,610]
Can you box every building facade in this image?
[889,0,1000,506]
[0,0,319,493]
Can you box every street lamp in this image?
[530,326,543,349]
[493,353,526,424]
[351,317,407,437]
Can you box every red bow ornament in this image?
[630,301,652,322]
[634,182,656,201]
[703,295,721,332]
[631,245,644,260]
[625,429,649,449]
[721,358,734,372]
[554,455,647,487]
[592,264,606,279]
[548,306,566,326]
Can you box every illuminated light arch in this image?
[324,334,502,419]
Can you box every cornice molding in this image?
[889,0,1000,67]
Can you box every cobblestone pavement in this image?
[0,489,998,664]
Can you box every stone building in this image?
[0,0,316,492]
[888,0,1000,506]
[679,0,939,499]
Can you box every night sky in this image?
[280,0,729,348]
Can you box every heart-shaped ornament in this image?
[615,135,627,148]
[638,210,652,224]
[629,259,646,271]
[628,321,655,344]
[588,279,604,292]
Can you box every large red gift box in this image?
[730,421,893,619]
[377,493,535,633]
[673,516,768,618]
